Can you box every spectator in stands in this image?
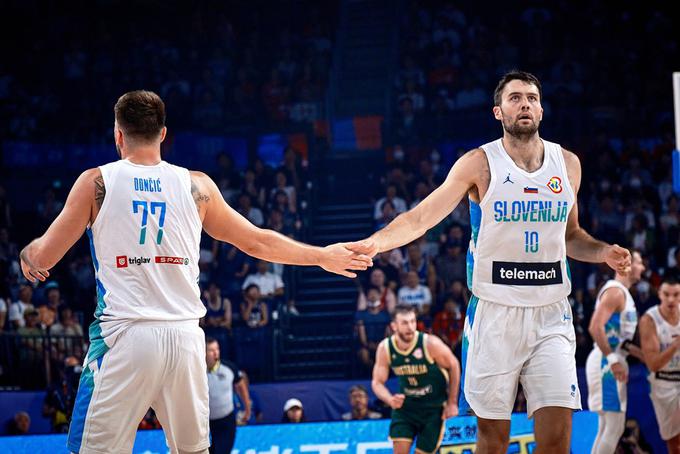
[206,337,250,454]
[281,398,305,423]
[212,241,251,298]
[0,294,7,331]
[18,308,44,336]
[374,184,407,221]
[43,356,80,433]
[271,190,301,234]
[7,411,30,435]
[262,69,289,123]
[627,214,655,254]
[452,75,486,110]
[398,79,425,113]
[269,171,297,213]
[241,168,266,208]
[372,251,401,289]
[267,208,294,237]
[375,200,397,231]
[9,284,35,329]
[432,297,464,351]
[398,271,432,317]
[393,97,424,146]
[435,238,466,292]
[240,284,269,328]
[237,193,264,227]
[38,281,62,330]
[403,242,436,289]
[357,268,396,313]
[50,306,84,337]
[202,282,232,330]
[242,260,284,303]
[355,286,391,371]
[37,186,64,226]
[0,227,18,264]
[341,384,382,421]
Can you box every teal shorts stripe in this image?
[67,360,97,452]
[458,295,479,415]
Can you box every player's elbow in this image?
[238,228,268,258]
[645,359,661,372]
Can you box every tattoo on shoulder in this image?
[94,176,106,208]
[191,178,210,209]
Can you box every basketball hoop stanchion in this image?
[673,72,680,194]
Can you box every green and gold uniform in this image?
[387,331,448,453]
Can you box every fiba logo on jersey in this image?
[546,176,563,193]
[116,256,128,268]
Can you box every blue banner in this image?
[0,412,596,453]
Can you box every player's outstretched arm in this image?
[193,171,371,278]
[347,149,482,257]
[639,314,680,372]
[426,334,460,419]
[562,150,631,273]
[20,169,99,282]
[371,340,404,409]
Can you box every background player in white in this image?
[19,90,372,454]
[639,276,680,454]
[348,71,631,454]
[586,250,645,454]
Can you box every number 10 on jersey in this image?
[132,200,166,245]
[524,231,539,253]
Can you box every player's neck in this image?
[659,305,679,324]
[615,274,633,289]
[501,134,544,172]
[122,147,162,165]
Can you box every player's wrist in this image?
[606,352,620,366]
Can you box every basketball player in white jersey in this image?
[19,90,372,454]
[639,276,680,454]
[348,71,631,453]
[586,250,645,454]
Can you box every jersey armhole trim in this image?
[90,165,113,232]
[478,147,497,208]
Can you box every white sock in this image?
[591,411,626,454]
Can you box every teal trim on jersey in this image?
[566,260,572,283]
[86,228,109,363]
[67,360,97,452]
[601,357,621,412]
[466,201,482,290]
[605,313,621,350]
[458,295,479,415]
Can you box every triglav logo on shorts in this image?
[547,176,563,193]
[492,261,563,286]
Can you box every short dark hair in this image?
[114,90,166,141]
[660,274,679,286]
[493,70,543,106]
[349,384,369,396]
[392,303,416,320]
[205,336,218,346]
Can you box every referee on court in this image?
[206,337,251,453]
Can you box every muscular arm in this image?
[588,287,625,357]
[563,150,629,270]
[20,169,99,282]
[234,378,251,421]
[191,171,369,277]
[371,340,397,405]
[639,314,680,372]
[367,150,483,254]
[427,334,460,411]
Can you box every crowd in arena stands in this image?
[1,2,335,143]
[392,1,676,145]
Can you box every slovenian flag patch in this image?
[524,186,538,194]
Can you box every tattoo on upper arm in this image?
[191,178,210,210]
[94,176,106,208]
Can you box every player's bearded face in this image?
[395,315,417,343]
[500,106,540,138]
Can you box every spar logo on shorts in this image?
[155,256,190,265]
[492,261,563,286]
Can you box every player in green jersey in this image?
[372,304,460,453]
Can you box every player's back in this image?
[87,159,205,359]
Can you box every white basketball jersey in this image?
[86,159,205,361]
[467,138,574,306]
[593,280,638,357]
[646,305,680,388]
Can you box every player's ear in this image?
[493,106,502,120]
[159,126,167,143]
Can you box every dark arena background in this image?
[1,0,680,453]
